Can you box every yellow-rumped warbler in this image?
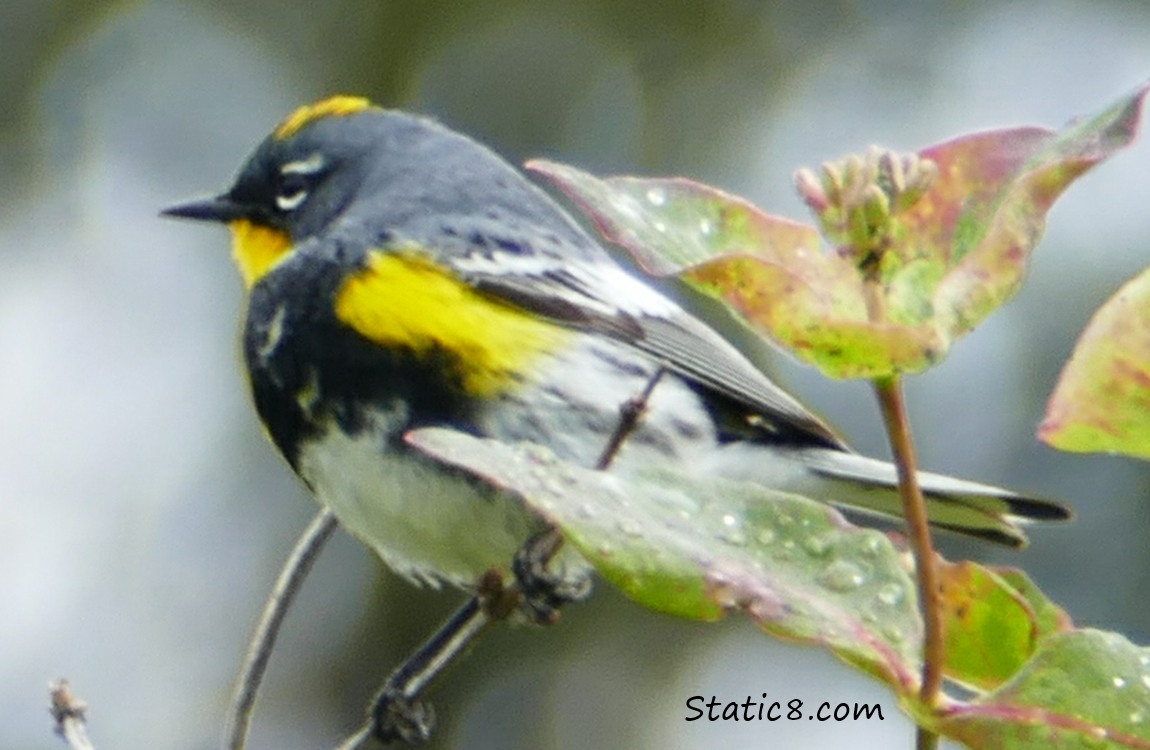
[163,96,1069,588]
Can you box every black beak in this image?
[160,194,246,223]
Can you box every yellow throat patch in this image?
[229,219,292,288]
[335,251,568,397]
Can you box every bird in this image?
[162,95,1070,591]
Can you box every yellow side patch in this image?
[274,95,374,140]
[335,251,568,396]
[228,219,293,288]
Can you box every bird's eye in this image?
[275,177,309,212]
[274,153,326,213]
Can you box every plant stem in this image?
[860,266,941,749]
[873,377,943,750]
[596,366,666,470]
[226,508,340,750]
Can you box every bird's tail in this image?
[705,444,1072,547]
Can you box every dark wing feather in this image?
[632,311,845,448]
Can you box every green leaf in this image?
[406,427,923,691]
[530,83,1148,379]
[408,429,1147,748]
[1040,265,1150,459]
[936,630,1150,749]
[994,567,1075,641]
[938,562,1072,692]
[681,253,947,377]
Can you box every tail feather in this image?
[794,449,1072,548]
[701,443,1071,548]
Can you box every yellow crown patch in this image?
[275,95,374,140]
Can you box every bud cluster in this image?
[795,147,937,274]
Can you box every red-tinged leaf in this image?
[1040,266,1150,459]
[895,128,1053,267]
[684,254,947,377]
[408,429,1145,747]
[935,630,1150,749]
[531,84,1149,379]
[928,85,1148,336]
[529,159,948,376]
[406,427,924,693]
[521,165,824,277]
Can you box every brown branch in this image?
[861,261,941,750]
[596,366,666,470]
[226,508,340,750]
[873,378,943,750]
[49,680,94,750]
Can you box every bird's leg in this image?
[514,365,665,624]
[368,365,666,745]
[370,570,514,745]
[369,531,591,744]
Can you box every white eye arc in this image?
[280,153,326,176]
[275,189,309,211]
[275,152,326,212]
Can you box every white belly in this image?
[297,418,543,588]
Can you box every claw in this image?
[372,688,435,746]
[512,529,593,624]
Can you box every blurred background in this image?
[2,1,1148,748]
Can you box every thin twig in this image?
[596,366,666,470]
[333,725,373,750]
[533,363,666,616]
[49,680,94,750]
[874,378,942,750]
[861,266,941,750]
[226,508,340,750]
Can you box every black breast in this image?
[242,252,474,470]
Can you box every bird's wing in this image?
[449,251,846,450]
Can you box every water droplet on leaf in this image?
[802,533,834,557]
[818,560,867,592]
[876,582,905,606]
[618,519,643,539]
